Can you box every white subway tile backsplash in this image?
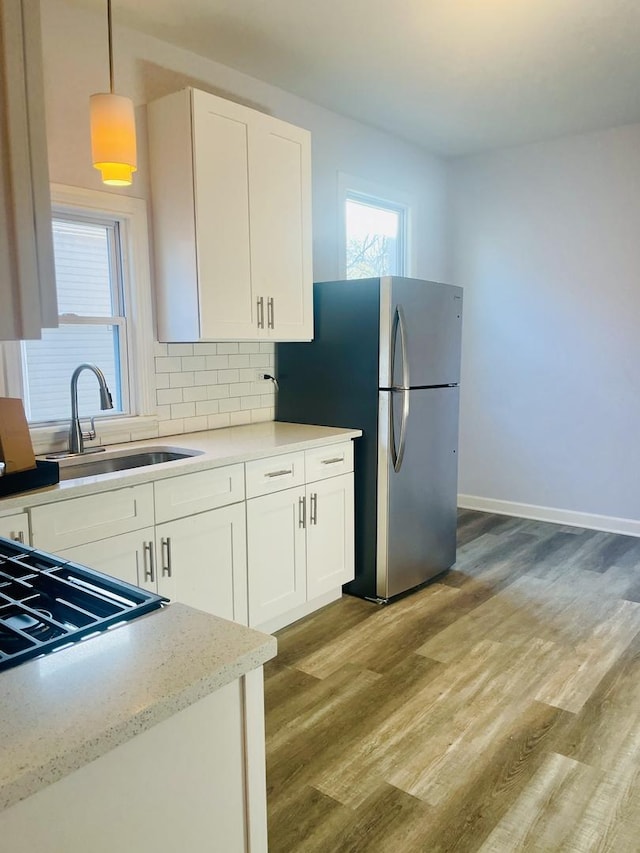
[169,372,195,388]
[183,415,208,433]
[152,338,276,437]
[230,411,251,426]
[155,356,182,373]
[207,385,230,399]
[249,354,271,367]
[194,370,218,384]
[182,386,209,403]
[171,401,196,419]
[195,399,220,416]
[207,413,231,429]
[157,388,184,406]
[181,356,206,371]
[228,354,251,368]
[205,355,229,369]
[217,369,240,383]
[218,397,241,413]
[168,343,194,356]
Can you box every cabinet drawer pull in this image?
[265,468,293,478]
[257,296,265,330]
[143,541,155,583]
[310,492,318,525]
[161,537,172,577]
[12,531,24,544]
[321,457,344,465]
[299,495,306,528]
[267,297,275,329]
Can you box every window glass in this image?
[21,215,128,424]
[52,219,115,317]
[346,196,405,279]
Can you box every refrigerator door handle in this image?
[390,388,410,472]
[391,305,410,390]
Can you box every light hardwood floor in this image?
[264,510,640,852]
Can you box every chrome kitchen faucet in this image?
[68,363,114,455]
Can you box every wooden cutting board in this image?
[0,397,36,474]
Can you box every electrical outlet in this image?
[256,370,269,382]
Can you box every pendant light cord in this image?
[107,0,114,94]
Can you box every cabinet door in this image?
[249,114,313,341]
[191,89,258,340]
[246,486,306,628]
[154,503,248,625]
[306,473,354,600]
[0,512,29,544]
[55,528,154,588]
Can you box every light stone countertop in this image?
[0,421,362,514]
[0,603,277,812]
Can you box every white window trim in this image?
[337,172,414,280]
[0,184,157,451]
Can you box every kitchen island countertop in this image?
[0,603,276,812]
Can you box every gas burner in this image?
[0,537,167,672]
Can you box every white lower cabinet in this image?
[57,528,153,589]
[246,470,355,631]
[306,473,354,600]
[149,503,248,625]
[246,486,307,627]
[24,439,355,632]
[0,511,29,544]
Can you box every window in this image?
[22,215,129,423]
[0,184,155,437]
[345,192,406,280]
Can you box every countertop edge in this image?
[0,422,363,513]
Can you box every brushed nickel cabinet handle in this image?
[321,457,344,465]
[143,541,155,583]
[310,493,318,525]
[12,531,25,544]
[299,495,306,528]
[265,468,293,478]
[267,297,275,329]
[161,537,172,577]
[257,296,265,329]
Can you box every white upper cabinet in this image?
[148,87,313,342]
[0,0,57,341]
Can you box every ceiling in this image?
[64,0,640,157]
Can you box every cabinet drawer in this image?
[245,452,305,499]
[30,484,155,551]
[305,442,353,483]
[154,464,245,524]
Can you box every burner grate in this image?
[0,536,167,672]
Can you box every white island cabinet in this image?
[0,604,276,853]
[148,87,313,342]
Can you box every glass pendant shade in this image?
[90,93,137,186]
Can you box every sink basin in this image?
[57,447,203,481]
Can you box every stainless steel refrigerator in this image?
[276,276,463,602]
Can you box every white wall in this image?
[451,123,640,529]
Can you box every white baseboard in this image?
[457,494,640,538]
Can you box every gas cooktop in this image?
[0,536,167,672]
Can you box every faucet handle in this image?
[81,417,97,442]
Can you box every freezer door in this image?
[379,277,463,388]
[377,386,459,599]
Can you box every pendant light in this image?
[89,0,137,186]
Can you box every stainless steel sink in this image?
[57,447,203,481]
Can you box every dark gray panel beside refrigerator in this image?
[276,276,463,602]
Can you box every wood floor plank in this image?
[265,509,640,852]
